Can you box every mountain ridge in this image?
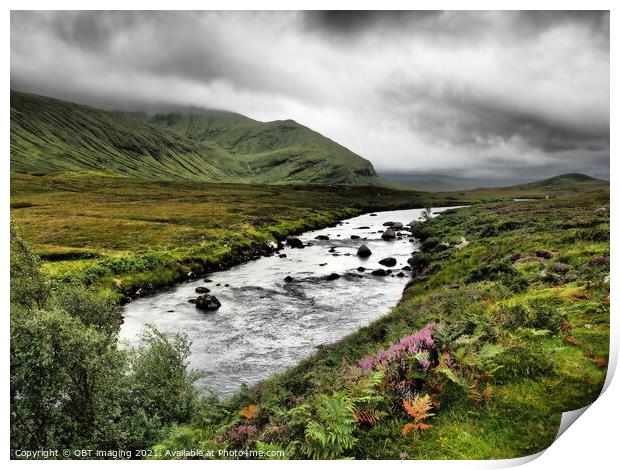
[10,90,380,186]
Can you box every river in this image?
[119,206,457,397]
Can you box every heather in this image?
[151,190,609,459]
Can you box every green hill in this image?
[10,91,380,185]
[513,173,606,190]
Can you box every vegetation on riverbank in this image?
[10,172,468,300]
[10,173,609,459]
[10,225,202,455]
[149,189,609,459]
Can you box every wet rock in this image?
[402,266,412,271]
[383,221,395,226]
[325,273,341,281]
[167,310,175,313]
[396,272,405,277]
[391,222,404,230]
[195,294,222,311]
[328,247,337,253]
[370,213,377,216]
[378,257,397,267]
[381,229,396,240]
[286,236,304,248]
[225,284,230,287]
[195,286,210,294]
[351,235,361,239]
[284,275,294,283]
[319,262,327,266]
[315,235,330,240]
[357,226,370,229]
[278,253,287,258]
[188,298,197,304]
[204,278,213,283]
[357,266,366,272]
[371,269,388,276]
[357,244,372,257]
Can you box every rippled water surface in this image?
[120,207,457,396]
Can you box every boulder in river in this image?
[357,226,370,229]
[284,275,294,283]
[195,294,222,311]
[204,278,213,283]
[371,269,388,276]
[325,273,340,281]
[286,236,304,248]
[391,222,404,230]
[315,235,330,240]
[383,221,395,226]
[357,244,372,258]
[357,266,366,272]
[378,257,397,267]
[351,235,360,239]
[195,286,210,294]
[370,213,377,216]
[381,229,396,240]
[279,253,287,258]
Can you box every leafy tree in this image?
[10,223,50,310]
[10,225,200,455]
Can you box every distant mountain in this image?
[508,173,608,191]
[10,91,380,185]
[380,172,536,191]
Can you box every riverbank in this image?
[10,172,476,302]
[120,207,453,397]
[152,189,610,459]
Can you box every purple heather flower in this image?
[358,323,435,371]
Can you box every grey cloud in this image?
[10,10,610,178]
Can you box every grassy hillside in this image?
[152,190,609,459]
[380,172,535,192]
[463,173,608,198]
[147,112,379,185]
[10,172,464,299]
[10,91,380,186]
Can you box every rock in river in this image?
[325,273,340,281]
[371,269,388,276]
[357,244,372,257]
[286,236,304,248]
[315,235,330,240]
[284,275,294,283]
[391,222,404,230]
[378,257,397,267]
[195,286,210,293]
[195,294,222,311]
[381,229,396,240]
[350,235,360,239]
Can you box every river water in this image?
[119,206,456,397]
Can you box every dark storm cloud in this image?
[10,10,610,178]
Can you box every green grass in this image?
[152,190,609,459]
[11,172,468,298]
[11,90,381,185]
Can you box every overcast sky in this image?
[11,10,610,178]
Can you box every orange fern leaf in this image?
[240,404,259,420]
[401,422,417,437]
